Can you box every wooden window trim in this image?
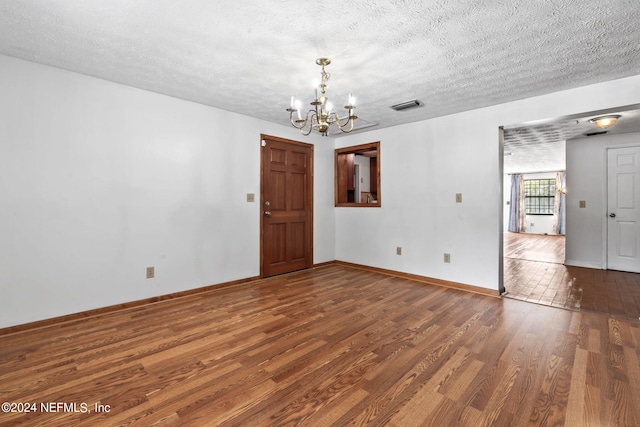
[335,141,381,207]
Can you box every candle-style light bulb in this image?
[295,100,302,120]
[290,96,294,109]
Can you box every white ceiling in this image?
[1,0,640,165]
[503,107,640,174]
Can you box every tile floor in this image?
[503,232,640,322]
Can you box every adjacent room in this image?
[2,1,640,425]
[503,112,640,321]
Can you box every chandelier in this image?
[287,58,357,136]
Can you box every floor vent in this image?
[390,99,423,111]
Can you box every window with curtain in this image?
[524,179,556,215]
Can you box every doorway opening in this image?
[499,104,640,320]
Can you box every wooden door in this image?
[261,135,313,277]
[607,146,640,272]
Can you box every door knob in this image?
[609,213,616,218]
[265,211,272,217]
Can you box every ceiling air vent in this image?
[390,99,423,111]
[585,131,607,137]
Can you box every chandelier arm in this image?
[289,108,319,135]
[334,116,355,133]
[337,113,349,127]
[299,110,316,136]
[300,124,313,136]
[289,110,305,129]
[333,111,356,131]
[338,119,355,133]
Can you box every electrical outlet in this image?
[579,200,586,208]
[396,247,402,256]
[455,193,462,203]
[146,267,155,279]
[246,193,255,202]
[444,253,451,263]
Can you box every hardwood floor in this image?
[504,232,565,264]
[504,232,640,322]
[1,264,639,426]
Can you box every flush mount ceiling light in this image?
[287,58,357,136]
[590,115,621,129]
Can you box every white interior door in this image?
[607,146,640,272]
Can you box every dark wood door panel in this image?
[261,135,313,277]
[291,172,307,211]
[268,170,287,211]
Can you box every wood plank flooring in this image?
[504,232,640,322]
[504,232,565,264]
[1,264,640,426]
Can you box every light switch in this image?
[247,193,255,202]
[579,200,586,208]
[456,193,462,203]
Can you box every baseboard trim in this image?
[312,260,336,268]
[334,260,501,298]
[0,275,261,337]
[564,260,603,270]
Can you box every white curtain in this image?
[508,174,526,233]
[553,171,566,235]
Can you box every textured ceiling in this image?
[1,1,640,157]
[504,108,640,174]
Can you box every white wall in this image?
[335,75,640,290]
[0,55,335,328]
[2,52,640,328]
[566,132,640,269]
[354,155,371,193]
[503,174,512,232]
